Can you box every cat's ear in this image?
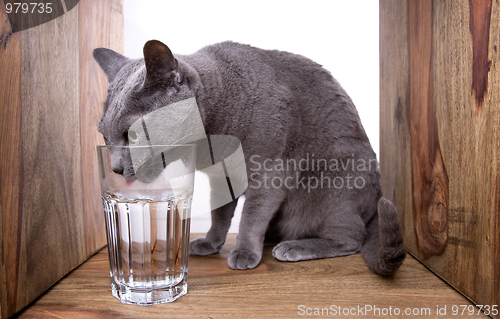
[93,48,129,83]
[143,40,180,85]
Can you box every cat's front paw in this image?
[272,241,316,262]
[228,249,261,270]
[189,237,222,256]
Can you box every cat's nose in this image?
[109,150,124,175]
[112,166,124,175]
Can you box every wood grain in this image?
[0,5,21,319]
[18,3,85,310]
[0,1,124,317]
[79,0,123,258]
[407,0,449,258]
[379,0,414,263]
[433,0,500,312]
[16,234,488,319]
[381,0,500,317]
[468,0,492,111]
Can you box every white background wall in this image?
[124,0,380,233]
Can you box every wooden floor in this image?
[15,234,488,319]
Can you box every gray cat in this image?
[93,40,406,275]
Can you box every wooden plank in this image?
[17,4,86,312]
[432,0,479,302]
[379,0,414,253]
[79,0,123,258]
[109,0,124,51]
[16,234,488,318]
[432,0,500,312]
[381,0,500,316]
[408,0,450,258]
[0,1,123,317]
[0,5,21,319]
[488,0,500,310]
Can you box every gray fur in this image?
[93,40,406,275]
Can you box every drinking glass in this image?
[97,144,196,305]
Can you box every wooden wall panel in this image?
[19,5,85,308]
[380,0,500,317]
[408,0,450,259]
[79,0,123,258]
[0,7,21,319]
[379,0,413,256]
[0,1,123,318]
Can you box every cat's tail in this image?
[360,197,406,276]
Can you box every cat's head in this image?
[93,40,195,180]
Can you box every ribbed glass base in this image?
[111,274,187,305]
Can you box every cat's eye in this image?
[128,130,140,143]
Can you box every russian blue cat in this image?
[93,40,406,275]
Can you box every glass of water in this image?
[97,144,196,305]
